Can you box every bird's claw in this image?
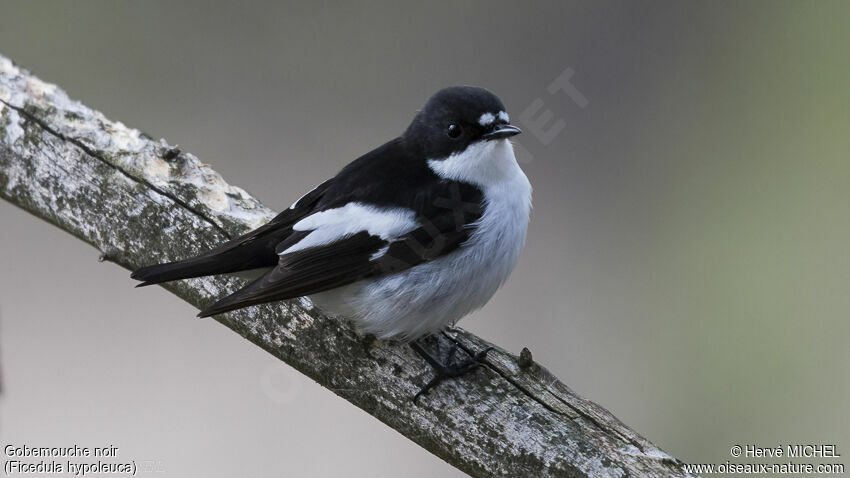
[411,342,493,403]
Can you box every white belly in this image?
[311,140,532,341]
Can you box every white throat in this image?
[427,139,528,191]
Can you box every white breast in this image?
[310,140,532,341]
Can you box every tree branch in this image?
[0,54,695,478]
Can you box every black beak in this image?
[483,124,522,141]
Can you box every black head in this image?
[403,86,521,160]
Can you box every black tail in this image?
[131,213,301,288]
[131,242,280,287]
[132,254,247,287]
[132,178,333,290]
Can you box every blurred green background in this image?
[1,1,847,476]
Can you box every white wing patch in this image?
[369,245,391,261]
[478,112,495,126]
[281,203,418,255]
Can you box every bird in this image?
[131,86,532,400]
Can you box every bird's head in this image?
[404,86,521,161]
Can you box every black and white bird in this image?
[132,86,532,398]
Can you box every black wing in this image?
[196,181,483,317]
[131,179,332,286]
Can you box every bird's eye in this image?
[446,123,462,139]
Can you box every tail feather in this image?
[132,178,333,297]
[131,256,234,286]
[131,219,295,287]
[131,247,278,287]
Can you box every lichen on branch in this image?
[0,53,695,478]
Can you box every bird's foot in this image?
[410,340,493,403]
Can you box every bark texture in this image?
[0,54,696,478]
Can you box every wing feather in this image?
[197,185,483,317]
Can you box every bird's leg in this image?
[409,339,493,403]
